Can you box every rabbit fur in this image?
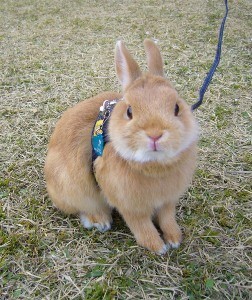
[44,39,198,254]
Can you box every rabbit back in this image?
[44,92,121,214]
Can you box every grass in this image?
[0,0,251,299]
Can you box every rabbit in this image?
[44,39,198,254]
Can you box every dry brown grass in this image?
[1,0,251,299]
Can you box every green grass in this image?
[1,0,251,299]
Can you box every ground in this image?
[0,0,251,299]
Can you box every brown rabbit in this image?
[44,39,198,254]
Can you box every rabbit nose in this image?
[148,134,163,142]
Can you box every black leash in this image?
[191,0,229,111]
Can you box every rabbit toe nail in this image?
[95,222,111,232]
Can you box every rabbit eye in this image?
[127,106,133,119]
[174,103,179,116]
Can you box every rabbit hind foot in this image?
[80,212,112,232]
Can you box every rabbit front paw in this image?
[137,236,169,255]
[163,225,182,249]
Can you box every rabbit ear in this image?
[115,41,141,91]
[143,39,164,76]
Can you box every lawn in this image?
[0,0,251,299]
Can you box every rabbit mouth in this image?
[149,140,159,152]
[147,136,173,154]
[126,142,180,162]
[113,135,180,163]
[134,148,178,163]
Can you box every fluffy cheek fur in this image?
[109,116,198,163]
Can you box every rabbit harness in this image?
[91,99,120,166]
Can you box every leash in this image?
[191,0,229,111]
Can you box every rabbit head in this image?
[108,39,198,164]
